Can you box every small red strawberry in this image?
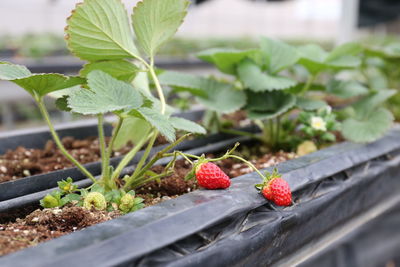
[195,162,231,189]
[269,177,292,206]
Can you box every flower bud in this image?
[119,194,134,213]
[41,194,59,208]
[83,192,107,211]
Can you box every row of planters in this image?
[0,0,400,265]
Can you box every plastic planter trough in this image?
[1,126,400,266]
[0,110,225,201]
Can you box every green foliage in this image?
[65,0,139,61]
[132,0,189,58]
[237,59,297,92]
[197,48,258,74]
[297,43,362,74]
[169,117,206,134]
[68,70,143,115]
[245,91,296,120]
[80,60,139,82]
[129,107,176,142]
[259,37,299,74]
[0,62,84,98]
[159,71,246,113]
[327,80,368,99]
[342,108,393,143]
[296,97,327,111]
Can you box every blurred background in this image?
[0,0,399,130]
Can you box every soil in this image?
[0,149,295,256]
[0,135,168,183]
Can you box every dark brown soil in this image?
[0,135,168,183]
[0,206,120,256]
[0,150,295,256]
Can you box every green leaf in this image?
[68,70,143,115]
[158,71,208,97]
[169,117,206,134]
[65,0,139,61]
[130,107,176,142]
[0,62,31,80]
[327,80,369,99]
[237,59,296,92]
[14,74,84,97]
[159,71,246,114]
[197,80,246,114]
[296,97,327,110]
[55,96,72,112]
[114,117,151,149]
[259,37,299,73]
[246,91,296,120]
[325,42,363,62]
[341,108,393,143]
[80,60,139,82]
[132,0,189,58]
[353,89,396,115]
[298,43,361,74]
[0,62,84,97]
[197,48,258,74]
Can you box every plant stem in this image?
[106,116,124,163]
[129,171,173,189]
[123,134,190,190]
[97,115,108,184]
[219,127,263,141]
[148,59,166,115]
[301,74,316,96]
[112,134,152,181]
[36,97,96,183]
[275,116,281,147]
[225,155,265,180]
[128,129,158,181]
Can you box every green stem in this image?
[106,116,123,162]
[123,134,190,190]
[148,59,166,115]
[36,97,96,183]
[97,115,107,180]
[128,171,173,189]
[301,74,317,96]
[275,117,281,147]
[128,129,158,181]
[112,134,152,181]
[219,127,263,141]
[225,155,265,180]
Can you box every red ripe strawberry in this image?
[269,177,292,206]
[195,162,231,189]
[261,181,274,200]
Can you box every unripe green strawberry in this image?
[269,177,292,206]
[119,193,134,213]
[83,192,107,210]
[195,162,231,189]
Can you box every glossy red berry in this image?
[269,177,292,206]
[261,182,274,200]
[195,162,231,189]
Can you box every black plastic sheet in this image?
[1,127,400,267]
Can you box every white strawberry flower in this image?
[311,116,327,131]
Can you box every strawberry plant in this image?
[159,38,396,150]
[0,0,264,213]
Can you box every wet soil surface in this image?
[0,135,168,183]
